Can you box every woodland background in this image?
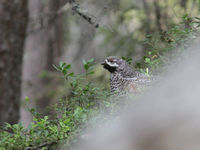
[0,0,200,149]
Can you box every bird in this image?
[101,56,154,95]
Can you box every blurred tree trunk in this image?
[180,0,187,10]
[154,1,163,34]
[20,0,65,126]
[142,0,151,34]
[0,0,28,125]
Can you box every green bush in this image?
[0,59,112,150]
[137,15,200,74]
[1,15,199,149]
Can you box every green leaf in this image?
[195,17,200,20]
[88,58,94,63]
[44,116,48,121]
[5,123,12,130]
[68,72,74,77]
[62,69,67,75]
[25,96,29,103]
[145,58,151,63]
[86,71,94,75]
[84,64,89,70]
[59,61,66,67]
[65,64,71,70]
[30,108,36,113]
[82,59,87,65]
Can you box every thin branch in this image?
[25,141,58,150]
[27,0,100,34]
[59,0,100,28]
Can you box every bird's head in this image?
[101,56,126,73]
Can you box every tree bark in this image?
[20,0,64,126]
[0,0,28,125]
[142,0,151,34]
[154,1,163,34]
[180,0,187,10]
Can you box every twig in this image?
[27,0,100,34]
[67,0,100,28]
[25,141,58,150]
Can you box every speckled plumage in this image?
[101,56,153,95]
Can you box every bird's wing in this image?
[121,72,156,86]
[120,68,144,78]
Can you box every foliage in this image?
[120,14,200,76]
[1,12,200,149]
[0,59,111,150]
[98,0,200,74]
[139,15,200,74]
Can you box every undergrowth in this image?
[0,15,200,150]
[0,58,114,150]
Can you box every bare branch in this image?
[27,0,100,34]
[25,141,58,150]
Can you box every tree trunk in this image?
[142,0,151,34]
[0,0,28,125]
[154,1,163,34]
[180,0,187,10]
[20,0,64,126]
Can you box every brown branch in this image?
[27,0,100,34]
[25,141,58,150]
[59,0,100,28]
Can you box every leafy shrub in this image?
[137,15,200,74]
[1,15,199,150]
[0,58,111,150]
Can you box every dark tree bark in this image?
[154,1,163,34]
[180,0,187,10]
[142,0,151,34]
[0,0,28,125]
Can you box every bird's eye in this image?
[108,58,114,63]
